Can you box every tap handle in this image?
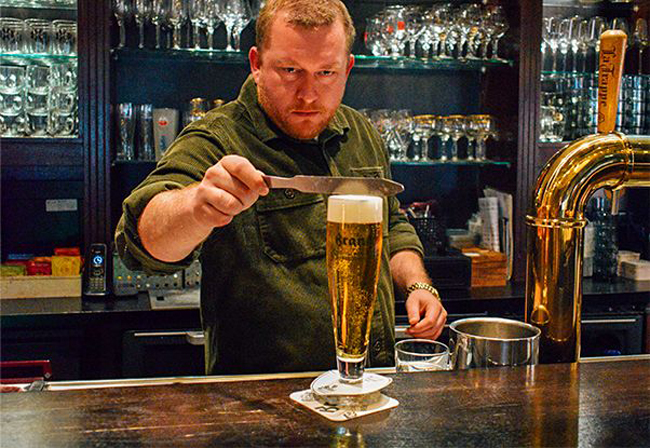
[597,30,627,134]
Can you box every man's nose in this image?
[296,75,319,104]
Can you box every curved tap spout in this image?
[525,134,650,363]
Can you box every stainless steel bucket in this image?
[449,317,541,369]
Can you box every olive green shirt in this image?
[115,76,423,375]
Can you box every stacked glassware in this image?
[112,0,262,52]
[0,13,78,137]
[359,109,498,164]
[364,3,509,62]
[540,15,649,143]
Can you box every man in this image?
[116,0,446,375]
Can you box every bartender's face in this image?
[249,12,354,140]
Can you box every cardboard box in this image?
[461,247,507,287]
[0,276,81,299]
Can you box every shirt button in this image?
[284,189,296,199]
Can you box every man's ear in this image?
[249,46,261,83]
[345,54,355,77]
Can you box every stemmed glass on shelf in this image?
[133,0,151,49]
[486,5,509,62]
[217,0,251,52]
[412,115,435,162]
[456,3,482,60]
[152,0,170,49]
[231,0,254,52]
[633,18,648,75]
[430,4,451,60]
[446,115,465,162]
[112,0,131,49]
[383,5,408,59]
[464,116,478,161]
[436,116,452,162]
[404,6,424,59]
[202,0,223,50]
[188,0,204,49]
[473,115,495,162]
[168,0,187,50]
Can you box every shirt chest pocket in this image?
[349,166,390,238]
[255,191,326,263]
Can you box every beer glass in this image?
[327,195,383,383]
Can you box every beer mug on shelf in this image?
[326,195,383,383]
[0,65,26,137]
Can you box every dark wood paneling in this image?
[1,139,83,166]
[514,0,543,281]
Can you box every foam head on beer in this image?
[327,194,383,225]
[327,195,383,380]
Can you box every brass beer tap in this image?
[525,30,650,363]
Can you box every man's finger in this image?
[211,164,260,209]
[219,155,269,195]
[405,297,422,326]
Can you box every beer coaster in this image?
[310,370,392,397]
[290,389,399,422]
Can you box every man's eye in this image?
[282,67,296,74]
[320,70,334,76]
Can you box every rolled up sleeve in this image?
[114,124,224,274]
[387,195,424,258]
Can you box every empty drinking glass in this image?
[53,20,77,55]
[25,66,50,136]
[412,114,436,162]
[168,0,187,50]
[395,339,450,372]
[25,19,53,54]
[474,114,495,160]
[447,114,465,162]
[49,62,78,136]
[0,18,25,54]
[188,0,205,49]
[134,0,152,49]
[633,18,648,75]
[383,5,408,59]
[152,0,171,49]
[0,65,25,136]
[136,104,155,160]
[486,6,509,62]
[217,0,250,52]
[112,0,131,49]
[116,103,136,160]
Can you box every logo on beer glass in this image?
[326,195,383,382]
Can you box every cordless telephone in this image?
[83,243,108,296]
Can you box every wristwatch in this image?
[405,282,441,301]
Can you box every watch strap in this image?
[405,282,441,301]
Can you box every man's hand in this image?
[190,154,270,229]
[138,155,269,263]
[405,289,447,340]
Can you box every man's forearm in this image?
[389,249,432,295]
[138,186,213,263]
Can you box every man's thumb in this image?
[406,298,420,325]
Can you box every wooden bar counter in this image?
[1,358,649,447]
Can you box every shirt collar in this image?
[237,75,350,145]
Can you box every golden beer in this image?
[326,195,383,381]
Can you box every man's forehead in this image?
[264,12,347,50]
